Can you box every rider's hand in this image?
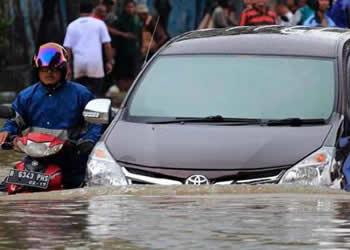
[77,140,95,156]
[0,131,9,145]
[105,62,113,74]
[123,32,136,40]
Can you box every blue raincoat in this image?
[1,81,102,143]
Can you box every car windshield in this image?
[127,55,335,122]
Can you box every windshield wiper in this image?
[262,118,326,126]
[147,115,262,124]
[147,116,327,126]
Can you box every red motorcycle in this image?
[4,132,65,194]
[0,105,66,194]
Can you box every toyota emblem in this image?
[185,175,210,185]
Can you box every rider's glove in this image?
[77,140,95,156]
[336,137,350,161]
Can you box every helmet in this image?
[33,42,68,69]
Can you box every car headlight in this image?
[86,142,127,186]
[279,147,335,186]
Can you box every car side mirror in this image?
[83,99,112,124]
[0,105,15,119]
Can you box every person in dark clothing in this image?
[212,0,238,28]
[0,43,103,188]
[136,4,168,61]
[112,0,143,91]
[292,0,315,25]
[102,0,118,25]
[303,0,335,27]
[328,0,350,28]
[153,0,171,35]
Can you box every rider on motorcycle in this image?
[0,42,103,188]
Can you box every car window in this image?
[127,55,335,121]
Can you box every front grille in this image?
[125,166,181,181]
[229,168,286,184]
[119,163,288,185]
[129,180,149,184]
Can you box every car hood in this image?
[106,121,332,170]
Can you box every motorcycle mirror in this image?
[83,98,111,124]
[0,105,15,119]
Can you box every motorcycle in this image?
[3,132,65,194]
[0,105,65,195]
[0,98,113,195]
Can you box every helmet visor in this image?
[34,46,66,68]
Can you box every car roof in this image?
[160,26,350,58]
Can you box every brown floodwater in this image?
[0,144,350,249]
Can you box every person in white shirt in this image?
[64,2,113,97]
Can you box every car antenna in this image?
[143,15,160,67]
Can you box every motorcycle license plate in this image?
[6,169,49,189]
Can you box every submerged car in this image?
[84,26,350,187]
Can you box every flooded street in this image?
[0,150,350,249]
[0,189,350,250]
[2,0,350,248]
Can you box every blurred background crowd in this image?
[0,0,348,100]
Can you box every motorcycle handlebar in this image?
[1,135,16,150]
[66,139,78,147]
[1,142,13,150]
[0,135,79,151]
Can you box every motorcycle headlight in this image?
[16,140,63,158]
[86,141,127,186]
[279,147,335,186]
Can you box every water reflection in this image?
[0,188,350,249]
[0,149,23,181]
[313,201,350,249]
[85,195,350,250]
[0,200,140,249]
[0,200,89,249]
